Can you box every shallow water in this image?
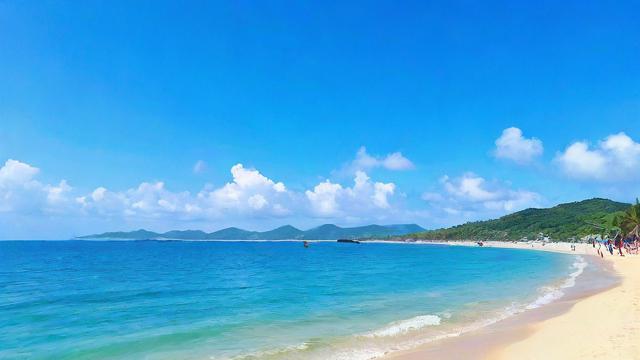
[0,241,582,359]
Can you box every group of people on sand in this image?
[592,233,639,258]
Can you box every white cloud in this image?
[79,164,397,222]
[556,132,640,181]
[555,142,607,179]
[79,181,195,218]
[0,159,75,214]
[247,194,268,210]
[305,181,342,216]
[441,174,498,202]
[45,180,72,205]
[350,147,414,172]
[0,157,550,238]
[494,127,543,164]
[0,159,40,186]
[423,173,541,219]
[198,164,289,216]
[78,164,292,219]
[305,170,396,217]
[373,182,395,208]
[193,160,207,174]
[381,152,414,170]
[91,187,107,201]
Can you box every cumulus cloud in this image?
[78,181,194,218]
[423,173,541,219]
[78,164,292,219]
[0,159,40,185]
[556,132,640,181]
[494,127,543,164]
[0,157,551,237]
[78,164,397,222]
[0,159,73,214]
[305,181,342,216]
[45,180,72,206]
[193,160,207,174]
[198,164,289,216]
[442,175,498,202]
[306,171,396,217]
[350,147,414,172]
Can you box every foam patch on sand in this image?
[364,314,442,338]
[526,256,586,310]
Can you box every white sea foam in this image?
[224,342,310,360]
[326,348,388,360]
[223,256,589,360]
[364,314,441,337]
[348,256,590,359]
[525,256,586,310]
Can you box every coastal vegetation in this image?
[396,198,630,242]
[617,198,640,236]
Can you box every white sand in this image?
[382,240,640,359]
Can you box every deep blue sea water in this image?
[0,241,584,359]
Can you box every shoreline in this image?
[490,243,640,360]
[382,240,636,360]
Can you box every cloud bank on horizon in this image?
[1,128,638,239]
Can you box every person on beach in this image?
[607,239,614,255]
[595,239,603,257]
[598,241,604,258]
[624,238,632,254]
[614,235,624,256]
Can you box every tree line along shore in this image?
[377,198,639,243]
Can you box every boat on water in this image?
[337,239,360,244]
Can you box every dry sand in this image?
[384,240,640,360]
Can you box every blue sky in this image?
[0,1,639,239]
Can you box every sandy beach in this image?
[385,240,640,360]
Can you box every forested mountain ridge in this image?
[78,223,425,240]
[395,198,629,241]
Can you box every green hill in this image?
[79,229,160,240]
[403,198,629,242]
[162,230,209,240]
[206,227,256,240]
[258,225,305,240]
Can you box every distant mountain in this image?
[259,225,305,240]
[82,229,161,240]
[302,224,345,239]
[394,198,629,242]
[77,223,425,240]
[382,224,425,234]
[162,230,209,240]
[302,224,421,239]
[207,227,256,240]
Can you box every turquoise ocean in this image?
[1,241,589,359]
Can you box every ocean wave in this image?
[325,348,389,360]
[224,342,310,360]
[225,256,588,360]
[525,256,586,310]
[363,314,441,338]
[327,332,460,360]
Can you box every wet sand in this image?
[384,241,635,360]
